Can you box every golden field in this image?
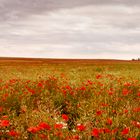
[0,58,140,140]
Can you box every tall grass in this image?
[0,61,140,139]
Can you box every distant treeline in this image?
[132,58,140,61]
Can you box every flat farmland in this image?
[0,58,140,140]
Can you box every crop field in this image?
[0,58,140,140]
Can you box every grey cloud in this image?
[0,0,140,59]
[1,5,139,46]
[0,0,140,22]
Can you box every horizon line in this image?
[0,56,132,61]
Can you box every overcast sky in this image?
[0,0,140,59]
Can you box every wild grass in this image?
[0,59,140,139]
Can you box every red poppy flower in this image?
[77,124,86,131]
[122,88,129,96]
[54,123,63,129]
[107,118,112,125]
[38,82,43,88]
[62,114,69,121]
[72,135,80,139]
[121,128,129,135]
[127,138,137,140]
[27,127,40,133]
[96,110,102,116]
[39,134,47,139]
[0,107,2,112]
[137,92,140,96]
[80,86,86,91]
[103,128,111,133]
[124,109,128,113]
[133,107,140,112]
[8,130,19,137]
[131,121,140,128]
[96,74,102,79]
[38,122,51,130]
[92,128,99,137]
[112,128,118,134]
[0,120,10,127]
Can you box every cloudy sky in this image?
[0,0,140,59]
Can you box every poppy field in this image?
[0,58,140,140]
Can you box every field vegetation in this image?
[0,58,140,140]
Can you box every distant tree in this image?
[132,58,140,61]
